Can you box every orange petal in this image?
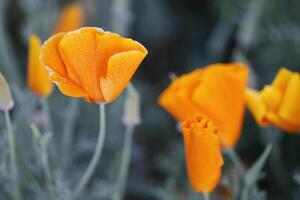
[271,67,293,91]
[245,88,269,126]
[58,27,105,102]
[40,32,68,77]
[158,69,203,121]
[260,86,282,111]
[95,32,147,76]
[278,74,300,128]
[265,111,299,132]
[100,50,147,102]
[27,35,53,96]
[192,63,249,148]
[182,115,223,193]
[53,3,84,34]
[50,72,86,98]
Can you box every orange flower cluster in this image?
[246,68,300,132]
[159,63,249,148]
[158,63,249,193]
[182,115,223,193]
[40,27,148,103]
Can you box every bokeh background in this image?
[0,0,300,199]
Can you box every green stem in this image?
[5,111,20,200]
[41,97,52,133]
[241,185,249,200]
[30,124,53,193]
[203,193,209,200]
[113,125,135,200]
[73,104,106,199]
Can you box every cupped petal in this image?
[158,69,203,121]
[245,88,269,125]
[265,111,299,133]
[40,32,68,77]
[260,86,282,111]
[49,71,87,98]
[271,67,293,91]
[28,35,53,96]
[278,74,300,128]
[100,50,147,102]
[192,63,249,148]
[58,27,106,102]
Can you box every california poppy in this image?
[53,3,84,34]
[27,35,53,97]
[158,63,249,148]
[40,27,148,103]
[182,114,223,193]
[245,68,300,132]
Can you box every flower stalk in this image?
[113,83,140,200]
[113,125,134,200]
[73,104,106,199]
[5,110,20,200]
[203,193,210,200]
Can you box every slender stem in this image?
[62,99,79,168]
[31,126,52,195]
[113,125,135,200]
[30,125,52,190]
[241,185,249,200]
[225,148,245,175]
[73,104,106,199]
[41,97,52,133]
[5,111,20,200]
[203,193,209,200]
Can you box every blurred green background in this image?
[0,0,300,199]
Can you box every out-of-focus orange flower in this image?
[158,63,249,148]
[245,68,300,132]
[182,114,223,193]
[40,27,148,103]
[27,35,53,97]
[53,3,84,34]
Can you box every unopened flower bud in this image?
[0,72,14,111]
[122,83,141,127]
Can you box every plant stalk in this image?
[5,111,20,200]
[73,104,106,199]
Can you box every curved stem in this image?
[5,111,20,200]
[241,185,249,200]
[113,125,134,200]
[73,104,106,199]
[30,125,52,191]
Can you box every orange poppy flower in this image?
[53,3,84,34]
[245,68,300,132]
[158,63,249,148]
[27,35,53,97]
[40,27,148,103]
[182,114,223,193]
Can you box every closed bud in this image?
[0,72,14,111]
[122,83,141,127]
